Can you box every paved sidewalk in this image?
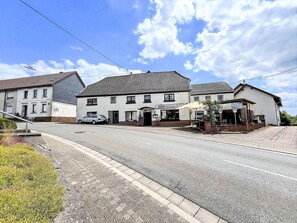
[107,126,297,155]
[33,134,226,223]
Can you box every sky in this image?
[0,0,296,115]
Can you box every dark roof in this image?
[221,98,256,104]
[77,71,190,97]
[234,83,282,106]
[191,82,234,95]
[0,71,82,91]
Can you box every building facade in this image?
[190,82,234,121]
[77,71,191,127]
[0,71,85,122]
[234,84,282,125]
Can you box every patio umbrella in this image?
[177,101,205,110]
[177,101,205,124]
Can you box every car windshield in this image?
[99,115,106,119]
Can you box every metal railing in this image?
[0,110,33,133]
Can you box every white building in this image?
[234,83,282,125]
[190,82,234,120]
[0,71,85,122]
[76,71,191,127]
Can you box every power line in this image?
[229,66,297,84]
[18,0,128,71]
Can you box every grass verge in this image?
[0,142,64,223]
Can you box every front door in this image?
[22,105,28,118]
[113,111,119,124]
[143,112,152,126]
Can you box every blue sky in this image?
[1,0,296,115]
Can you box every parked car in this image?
[77,114,107,124]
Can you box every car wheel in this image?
[78,120,82,124]
[92,120,96,125]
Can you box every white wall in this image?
[190,93,234,120]
[235,87,280,125]
[191,93,234,102]
[16,87,53,118]
[0,92,5,117]
[77,92,190,122]
[51,101,76,117]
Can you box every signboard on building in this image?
[155,103,185,109]
[231,102,242,109]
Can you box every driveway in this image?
[20,122,297,223]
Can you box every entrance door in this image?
[113,111,119,124]
[22,105,28,118]
[143,112,152,126]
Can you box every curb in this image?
[41,132,228,223]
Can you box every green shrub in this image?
[0,143,64,223]
[0,118,17,130]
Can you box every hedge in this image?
[0,118,17,130]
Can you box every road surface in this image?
[22,122,297,223]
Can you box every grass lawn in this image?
[0,141,64,223]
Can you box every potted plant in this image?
[202,99,222,133]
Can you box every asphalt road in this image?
[22,122,297,223]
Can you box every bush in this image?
[0,143,64,223]
[0,118,17,130]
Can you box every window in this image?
[194,111,204,120]
[205,96,211,100]
[164,94,175,102]
[87,98,97,106]
[125,111,137,121]
[6,92,14,100]
[33,90,38,98]
[161,110,179,121]
[43,89,47,97]
[144,95,151,103]
[110,96,116,104]
[6,106,13,114]
[126,96,136,104]
[194,96,199,101]
[217,95,224,102]
[41,104,46,113]
[24,91,28,99]
[87,111,97,116]
[32,104,37,113]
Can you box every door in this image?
[113,111,119,124]
[22,105,28,118]
[143,112,152,126]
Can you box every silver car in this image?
[77,114,107,124]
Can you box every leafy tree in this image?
[202,99,222,125]
[280,111,297,126]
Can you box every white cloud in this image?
[276,91,297,115]
[70,45,83,51]
[133,57,148,65]
[192,0,297,82]
[135,0,195,59]
[136,0,297,114]
[0,59,142,85]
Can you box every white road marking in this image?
[224,160,297,182]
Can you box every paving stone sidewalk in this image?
[39,135,189,223]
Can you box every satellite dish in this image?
[24,65,36,71]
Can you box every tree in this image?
[202,99,222,125]
[280,111,297,126]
